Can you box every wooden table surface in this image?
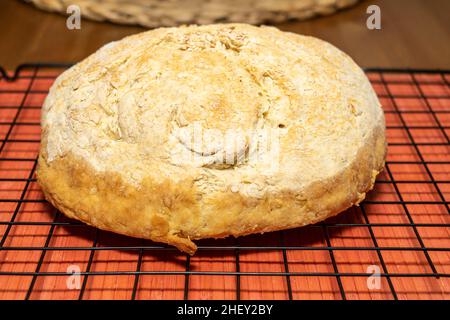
[1,0,449,70]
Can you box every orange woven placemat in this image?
[0,65,449,300]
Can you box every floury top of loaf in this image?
[38,24,386,254]
[41,24,383,199]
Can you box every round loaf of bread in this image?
[37,24,386,254]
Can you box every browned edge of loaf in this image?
[36,120,386,255]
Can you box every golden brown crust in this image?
[37,24,387,255]
[37,122,386,255]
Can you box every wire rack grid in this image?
[0,64,448,300]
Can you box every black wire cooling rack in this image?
[0,63,448,300]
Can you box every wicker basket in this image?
[25,0,361,28]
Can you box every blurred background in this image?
[0,0,449,69]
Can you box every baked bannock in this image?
[37,24,386,255]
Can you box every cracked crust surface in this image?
[37,24,386,255]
